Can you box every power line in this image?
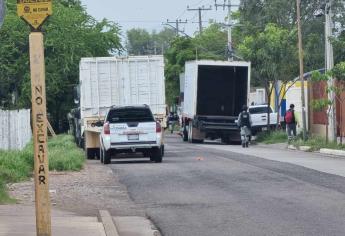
[165,19,188,36]
[187,5,212,34]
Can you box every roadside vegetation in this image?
[292,136,345,152]
[255,131,287,144]
[0,135,85,204]
[256,131,345,152]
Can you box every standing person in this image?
[237,105,252,148]
[285,104,297,142]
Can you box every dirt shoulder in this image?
[8,160,145,217]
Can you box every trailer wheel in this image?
[86,148,94,159]
[95,148,100,160]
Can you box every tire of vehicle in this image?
[86,148,94,159]
[188,121,203,143]
[95,148,100,160]
[100,148,104,163]
[182,127,188,142]
[150,147,163,163]
[103,149,111,165]
[221,136,231,145]
[188,122,193,143]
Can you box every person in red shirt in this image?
[284,104,297,142]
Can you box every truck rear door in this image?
[107,107,157,144]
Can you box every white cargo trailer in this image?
[79,56,166,159]
[182,60,251,143]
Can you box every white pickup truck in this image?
[249,105,278,135]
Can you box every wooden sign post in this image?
[30,32,51,236]
[17,1,53,236]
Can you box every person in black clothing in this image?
[284,104,297,141]
[237,105,252,148]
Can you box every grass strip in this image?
[255,130,288,144]
[0,134,85,204]
[293,136,345,152]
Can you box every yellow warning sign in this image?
[17,0,52,30]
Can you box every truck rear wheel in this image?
[95,148,100,160]
[182,127,188,142]
[188,122,203,143]
[86,148,94,159]
[221,136,231,145]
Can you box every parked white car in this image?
[100,105,164,164]
[249,105,278,135]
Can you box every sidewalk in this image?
[200,142,345,177]
[0,205,107,236]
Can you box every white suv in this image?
[100,105,164,164]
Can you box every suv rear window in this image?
[249,106,273,114]
[107,107,155,123]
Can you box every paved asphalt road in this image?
[109,135,345,236]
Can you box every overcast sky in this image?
[80,0,239,37]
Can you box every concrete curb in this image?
[320,148,345,157]
[99,210,120,236]
[287,145,312,152]
[287,145,345,158]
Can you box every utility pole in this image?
[166,19,188,36]
[0,0,4,28]
[325,0,336,142]
[215,0,239,61]
[296,0,308,141]
[187,5,212,34]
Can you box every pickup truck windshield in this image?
[107,108,154,123]
[249,107,273,114]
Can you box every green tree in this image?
[0,0,122,132]
[126,27,175,55]
[238,23,298,128]
[164,23,228,105]
[235,0,345,73]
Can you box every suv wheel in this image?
[100,148,104,163]
[150,147,163,163]
[103,149,111,165]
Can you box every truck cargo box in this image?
[80,56,166,119]
[183,60,251,119]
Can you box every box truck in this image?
[181,60,251,144]
[73,56,166,158]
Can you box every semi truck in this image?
[72,56,166,159]
[181,60,251,144]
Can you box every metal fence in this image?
[0,109,32,150]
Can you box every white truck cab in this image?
[249,105,278,135]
